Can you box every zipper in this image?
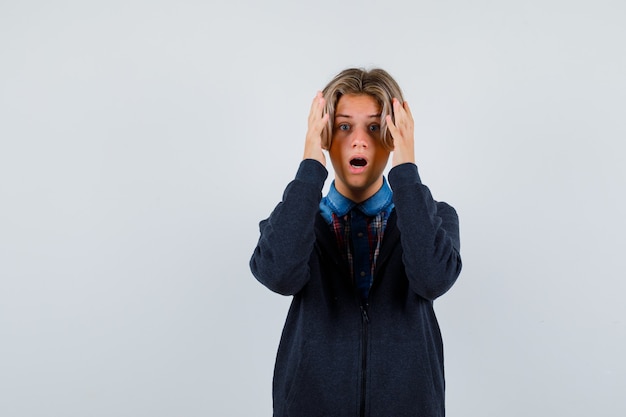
[359,304,369,417]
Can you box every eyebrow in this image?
[335,113,381,119]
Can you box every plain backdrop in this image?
[1,1,625,416]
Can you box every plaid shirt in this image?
[319,179,394,301]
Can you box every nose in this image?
[351,126,370,148]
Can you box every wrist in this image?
[391,149,415,166]
[303,144,326,166]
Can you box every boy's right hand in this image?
[303,91,329,166]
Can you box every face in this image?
[328,94,391,203]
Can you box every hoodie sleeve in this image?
[388,163,462,300]
[249,159,328,295]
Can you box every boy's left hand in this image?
[386,98,416,167]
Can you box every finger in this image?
[385,114,400,139]
[309,92,319,112]
[402,100,413,121]
[312,90,323,104]
[309,91,323,111]
[390,100,406,131]
[308,93,325,127]
[392,98,407,123]
[308,96,322,129]
[308,93,329,140]
[395,100,414,133]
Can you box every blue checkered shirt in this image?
[319,179,394,301]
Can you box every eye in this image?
[369,124,380,132]
[337,123,350,131]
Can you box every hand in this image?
[386,98,415,167]
[303,91,329,166]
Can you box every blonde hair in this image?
[321,68,404,151]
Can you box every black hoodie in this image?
[251,159,462,417]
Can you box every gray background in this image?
[1,0,624,416]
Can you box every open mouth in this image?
[350,157,367,168]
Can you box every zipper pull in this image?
[360,305,370,324]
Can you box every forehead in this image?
[335,94,380,116]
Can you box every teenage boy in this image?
[250,68,462,417]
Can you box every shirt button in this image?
[360,271,366,277]
[357,232,364,238]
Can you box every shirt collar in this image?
[320,177,394,223]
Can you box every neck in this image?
[335,178,383,204]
